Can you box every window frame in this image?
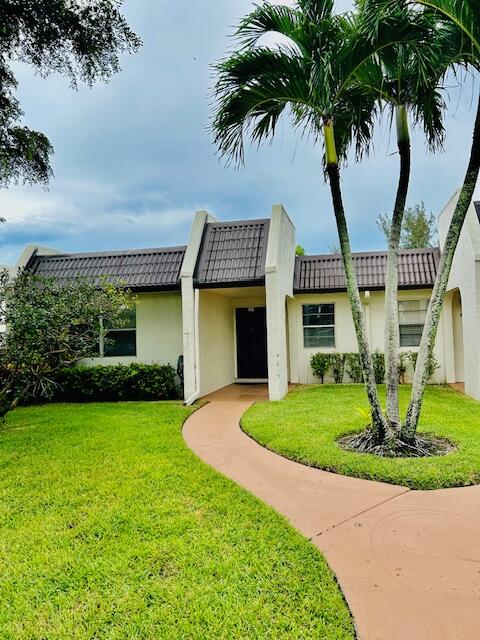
[99,308,137,357]
[302,302,336,349]
[398,298,428,348]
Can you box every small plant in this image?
[426,352,440,382]
[372,351,385,384]
[398,352,409,384]
[345,353,363,383]
[409,351,418,372]
[330,353,346,384]
[407,350,439,383]
[310,353,331,383]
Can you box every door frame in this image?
[233,305,268,382]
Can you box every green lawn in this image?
[0,401,354,639]
[242,385,480,490]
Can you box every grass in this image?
[0,401,354,639]
[241,385,480,490]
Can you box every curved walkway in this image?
[183,385,480,640]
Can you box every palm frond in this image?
[235,3,305,51]
[415,0,480,53]
[296,0,335,23]
[212,47,319,166]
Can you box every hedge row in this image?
[310,351,439,385]
[52,363,180,402]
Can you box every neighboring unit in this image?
[9,193,479,402]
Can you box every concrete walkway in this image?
[183,384,480,640]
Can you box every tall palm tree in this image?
[355,0,459,434]
[212,0,395,437]
[212,0,452,445]
[369,0,480,438]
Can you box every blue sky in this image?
[0,0,478,265]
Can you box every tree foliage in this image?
[0,269,135,419]
[377,202,437,248]
[0,0,141,187]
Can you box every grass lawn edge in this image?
[240,385,480,491]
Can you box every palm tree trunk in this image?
[384,105,411,433]
[324,117,390,439]
[403,94,480,439]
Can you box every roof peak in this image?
[206,218,269,228]
[298,247,439,261]
[35,245,187,260]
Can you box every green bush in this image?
[398,352,409,383]
[408,351,439,382]
[330,353,346,384]
[427,352,440,381]
[372,351,385,384]
[310,349,439,386]
[54,363,179,402]
[345,353,363,383]
[310,353,331,383]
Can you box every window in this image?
[303,303,335,348]
[100,308,137,357]
[399,299,428,347]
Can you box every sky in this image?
[0,0,479,265]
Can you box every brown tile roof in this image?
[294,248,440,292]
[28,246,186,291]
[194,219,270,287]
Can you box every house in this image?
[8,192,479,403]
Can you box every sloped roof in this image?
[194,219,270,287]
[294,248,440,292]
[474,201,480,222]
[28,246,186,291]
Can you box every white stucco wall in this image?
[197,290,236,397]
[83,291,183,367]
[265,204,296,400]
[288,289,446,384]
[196,288,267,396]
[180,209,217,402]
[438,193,480,397]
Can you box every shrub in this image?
[310,353,331,383]
[330,353,346,384]
[0,269,134,420]
[372,351,385,384]
[53,363,179,403]
[426,352,440,381]
[345,353,363,383]
[398,352,409,383]
[409,351,439,382]
[409,351,418,373]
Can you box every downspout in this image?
[184,287,201,406]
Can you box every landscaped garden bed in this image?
[241,385,480,490]
[0,401,354,639]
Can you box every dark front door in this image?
[236,307,268,379]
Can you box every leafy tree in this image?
[295,244,305,256]
[0,0,141,188]
[377,202,437,248]
[0,270,135,420]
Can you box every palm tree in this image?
[212,0,453,446]
[369,0,480,439]
[355,0,461,435]
[212,0,394,437]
